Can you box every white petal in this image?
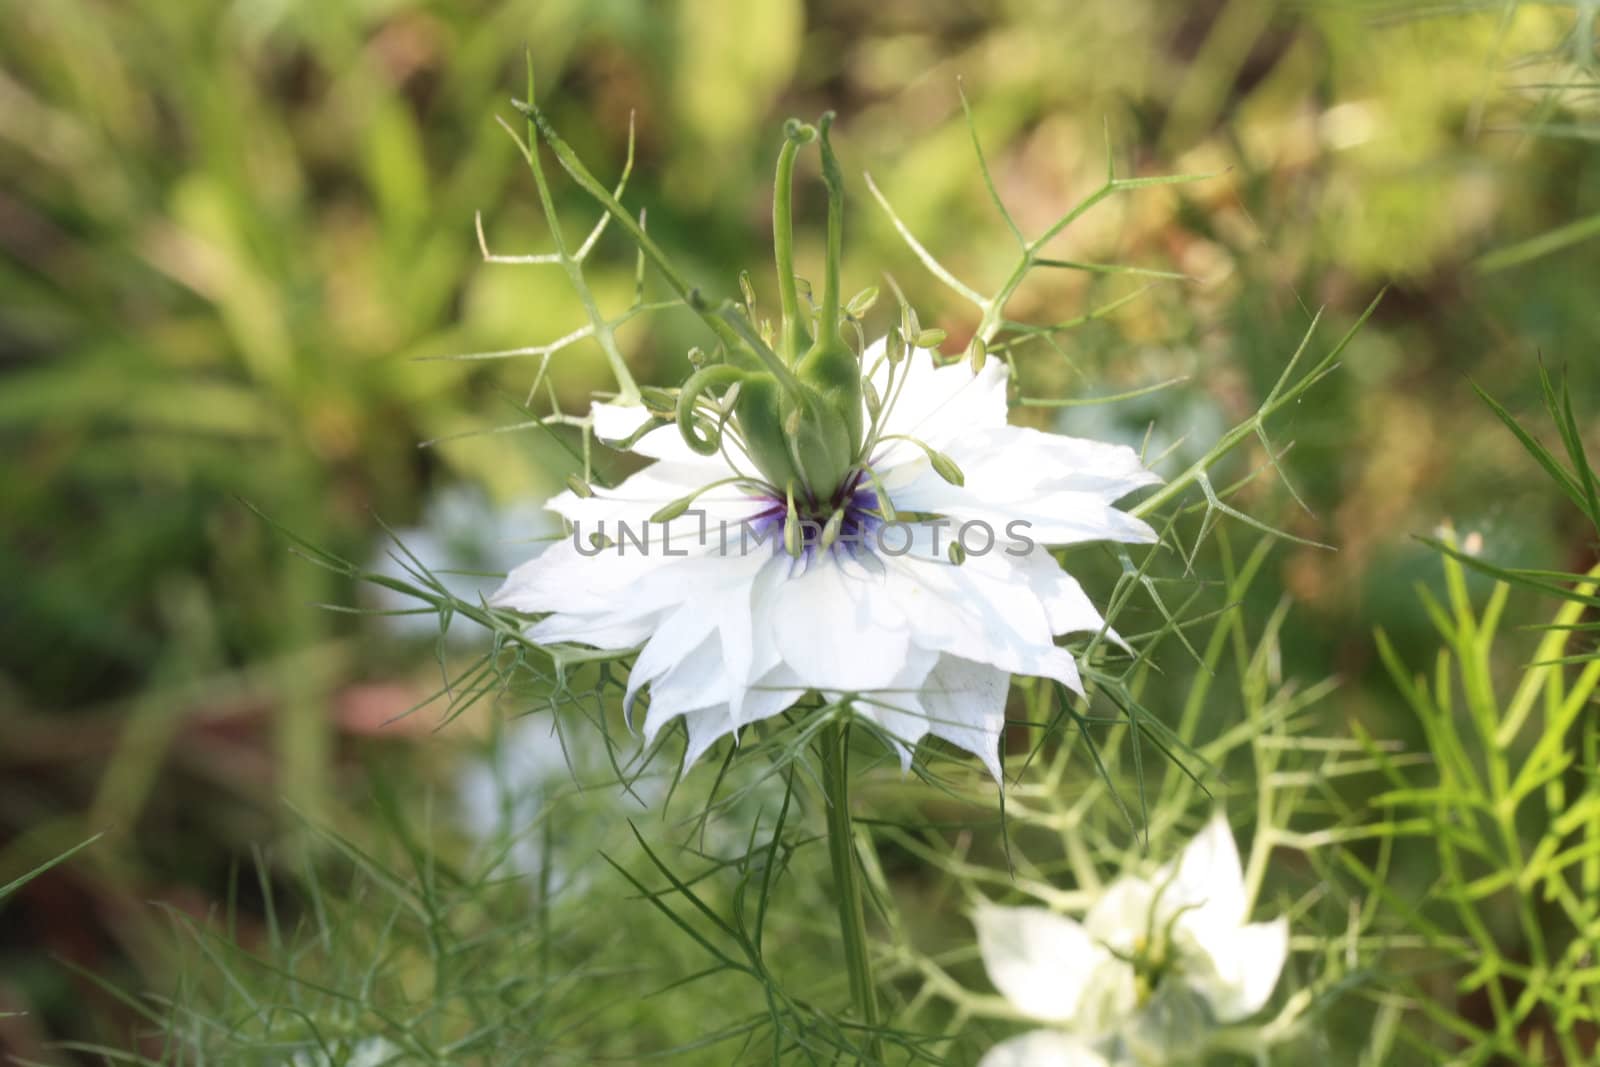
[590,400,654,443]
[646,664,808,768]
[626,599,722,717]
[738,663,809,729]
[867,343,1010,473]
[514,541,771,656]
[978,1031,1113,1067]
[1083,876,1158,957]
[886,424,1160,549]
[957,426,1161,502]
[1162,812,1249,930]
[833,647,938,770]
[771,554,912,691]
[677,704,737,767]
[553,460,769,532]
[523,609,655,651]
[973,904,1102,1024]
[1186,917,1289,1022]
[641,633,729,738]
[999,547,1117,640]
[918,655,1011,781]
[494,538,663,616]
[620,549,776,715]
[878,533,1083,691]
[890,477,1158,547]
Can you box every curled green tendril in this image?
[782,117,817,146]
[676,364,747,455]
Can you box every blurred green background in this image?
[3,0,1598,1061]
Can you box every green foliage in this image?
[111,779,798,1065]
[1428,365,1600,659]
[1352,548,1600,1065]
[0,837,101,907]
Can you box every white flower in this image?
[493,341,1159,777]
[973,813,1289,1065]
[977,1031,1114,1067]
[289,1036,402,1067]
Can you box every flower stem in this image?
[819,719,882,1062]
[773,121,815,363]
[817,113,844,340]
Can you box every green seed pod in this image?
[774,379,855,500]
[734,374,803,492]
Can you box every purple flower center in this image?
[747,472,883,559]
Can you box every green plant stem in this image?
[512,85,802,392]
[818,113,844,336]
[513,60,640,404]
[773,124,812,362]
[820,719,882,1062]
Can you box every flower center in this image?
[1131,933,1178,1004]
[753,471,883,558]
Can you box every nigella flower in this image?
[289,1036,402,1067]
[492,337,1158,777]
[973,813,1290,1065]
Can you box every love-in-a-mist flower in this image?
[493,331,1157,776]
[973,813,1289,1065]
[492,114,1158,777]
[290,1036,401,1067]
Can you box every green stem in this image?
[774,121,815,362]
[513,59,641,403]
[974,182,1119,346]
[675,364,748,455]
[512,89,802,393]
[820,719,882,1062]
[818,112,844,340]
